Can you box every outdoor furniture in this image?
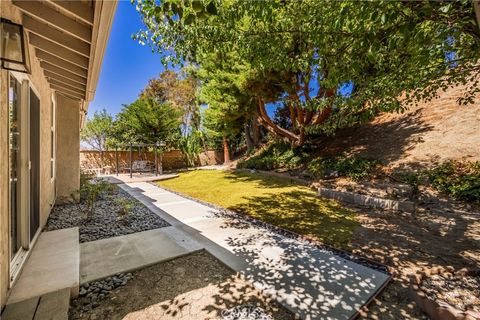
[103,165,113,175]
[132,160,155,173]
[84,167,103,176]
[114,142,165,178]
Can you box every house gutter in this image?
[82,0,117,128]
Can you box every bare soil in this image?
[69,251,293,320]
[316,82,480,170]
[350,202,480,319]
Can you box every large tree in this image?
[196,52,258,160]
[135,0,480,146]
[112,98,181,146]
[140,69,199,135]
[81,109,114,165]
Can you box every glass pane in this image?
[9,74,21,260]
[1,22,23,63]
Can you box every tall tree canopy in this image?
[140,69,199,134]
[135,0,480,146]
[112,98,181,146]
[81,108,114,152]
[196,52,256,159]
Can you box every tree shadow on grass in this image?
[228,189,359,249]
[222,170,308,189]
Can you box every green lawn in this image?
[158,170,359,249]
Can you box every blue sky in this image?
[88,1,166,117]
[88,1,279,120]
[88,2,348,120]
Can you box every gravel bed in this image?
[46,187,170,242]
[154,183,390,275]
[71,273,133,313]
[420,273,480,312]
[221,304,274,320]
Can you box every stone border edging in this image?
[317,187,416,212]
[235,168,416,212]
[410,267,480,320]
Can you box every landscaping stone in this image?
[221,304,274,320]
[45,188,170,242]
[410,267,480,320]
[317,187,416,212]
[71,273,133,312]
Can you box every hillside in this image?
[318,82,480,169]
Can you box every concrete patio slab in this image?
[7,228,79,305]
[80,227,200,284]
[1,296,38,320]
[1,288,70,320]
[33,288,70,320]
[120,182,391,320]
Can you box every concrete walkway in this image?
[101,173,178,184]
[120,182,391,320]
[80,227,202,284]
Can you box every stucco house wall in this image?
[0,1,81,309]
[56,95,81,203]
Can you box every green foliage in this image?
[238,142,308,170]
[79,174,111,218]
[425,160,480,202]
[135,0,480,145]
[115,198,135,221]
[81,109,114,151]
[196,52,253,139]
[307,155,380,180]
[158,170,359,248]
[140,69,200,134]
[395,171,421,195]
[178,130,204,167]
[112,98,181,147]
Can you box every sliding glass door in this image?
[8,72,41,283]
[8,74,22,264]
[29,88,40,241]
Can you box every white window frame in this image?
[8,71,41,285]
[50,94,56,182]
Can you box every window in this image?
[50,95,56,181]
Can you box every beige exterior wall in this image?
[0,1,57,309]
[1,0,116,310]
[56,95,81,203]
[0,68,10,312]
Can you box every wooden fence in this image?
[80,149,224,172]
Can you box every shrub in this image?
[78,173,111,218]
[178,130,203,167]
[425,160,480,202]
[115,198,135,221]
[238,141,308,170]
[307,154,380,180]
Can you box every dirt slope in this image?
[319,82,480,169]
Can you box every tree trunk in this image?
[252,117,261,146]
[223,136,230,164]
[257,97,300,144]
[244,124,254,151]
